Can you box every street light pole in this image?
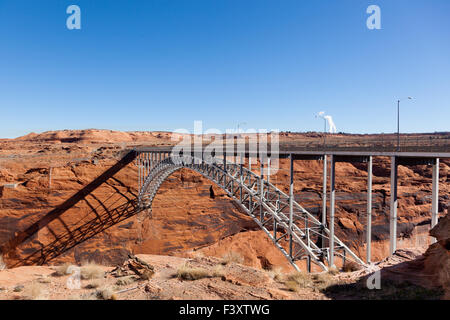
[397,99,400,152]
[396,97,412,152]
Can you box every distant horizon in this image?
[2,127,449,140]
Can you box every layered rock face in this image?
[423,213,450,298]
[0,161,256,267]
[0,130,448,271]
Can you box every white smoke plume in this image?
[317,111,337,134]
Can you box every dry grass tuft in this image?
[221,251,244,265]
[283,271,339,293]
[84,280,102,289]
[139,270,154,280]
[80,262,105,280]
[267,267,285,282]
[327,267,340,275]
[285,272,314,289]
[212,265,225,278]
[116,276,137,286]
[311,272,336,290]
[96,287,117,300]
[284,280,299,292]
[53,263,74,277]
[176,263,212,281]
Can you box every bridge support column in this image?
[329,155,336,268]
[322,155,327,226]
[260,158,264,222]
[366,156,373,264]
[146,153,149,178]
[138,153,141,193]
[267,158,271,184]
[390,156,398,256]
[240,153,243,203]
[223,153,227,187]
[431,158,440,244]
[289,154,294,258]
[322,155,327,250]
[150,152,153,169]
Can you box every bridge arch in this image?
[136,152,365,272]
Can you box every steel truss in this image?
[135,152,365,272]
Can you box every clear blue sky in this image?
[1,0,449,138]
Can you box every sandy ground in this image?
[0,249,446,300]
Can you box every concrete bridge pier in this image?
[431,158,440,243]
[366,156,373,264]
[390,156,440,255]
[329,155,336,268]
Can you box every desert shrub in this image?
[53,263,74,277]
[176,263,212,281]
[115,276,137,286]
[311,273,337,290]
[327,267,340,275]
[96,287,117,300]
[80,262,105,280]
[221,251,244,265]
[286,272,313,289]
[212,265,225,278]
[139,270,154,280]
[284,280,299,292]
[84,280,102,289]
[267,267,285,282]
[283,271,338,292]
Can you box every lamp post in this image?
[397,97,413,152]
[237,122,247,133]
[316,112,328,149]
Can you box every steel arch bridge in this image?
[3,145,446,269]
[136,151,365,272]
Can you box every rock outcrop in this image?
[423,213,450,298]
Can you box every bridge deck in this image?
[134,146,450,159]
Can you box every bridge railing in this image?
[280,133,450,152]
